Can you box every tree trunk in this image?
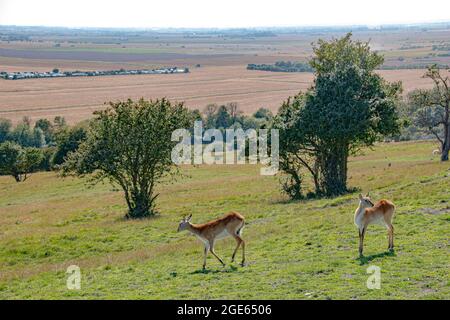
[441,123,450,161]
[126,189,155,218]
[318,143,349,196]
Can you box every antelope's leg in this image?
[240,238,246,266]
[202,243,210,270]
[359,227,366,256]
[358,229,362,255]
[387,224,394,250]
[209,240,225,266]
[231,235,242,262]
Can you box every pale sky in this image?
[0,0,449,29]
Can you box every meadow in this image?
[0,140,448,299]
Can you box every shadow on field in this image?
[357,250,396,265]
[189,265,240,275]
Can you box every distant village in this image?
[0,67,189,80]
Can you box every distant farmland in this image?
[0,66,435,124]
[0,47,238,62]
[0,26,447,123]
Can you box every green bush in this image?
[0,141,44,182]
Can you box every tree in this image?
[0,118,12,143]
[407,65,450,161]
[39,147,56,171]
[215,105,232,128]
[33,127,46,147]
[226,102,241,122]
[203,104,218,128]
[0,142,44,182]
[53,116,67,130]
[6,117,45,147]
[190,109,203,122]
[273,33,402,197]
[61,98,193,218]
[52,123,88,165]
[272,94,318,199]
[35,118,54,145]
[9,118,34,147]
[253,108,273,121]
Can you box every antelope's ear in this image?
[366,192,370,197]
[187,214,192,221]
[358,193,363,200]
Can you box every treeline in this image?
[247,60,449,72]
[378,63,450,70]
[0,104,273,182]
[247,61,314,72]
[0,116,87,181]
[432,44,450,51]
[198,103,273,131]
[0,93,443,183]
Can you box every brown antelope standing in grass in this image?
[354,193,395,256]
[177,212,246,270]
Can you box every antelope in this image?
[177,212,246,270]
[354,193,395,256]
[432,149,441,156]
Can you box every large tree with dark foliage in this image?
[61,98,193,218]
[273,33,402,198]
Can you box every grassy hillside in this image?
[0,141,448,299]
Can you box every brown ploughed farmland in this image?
[0,27,448,123]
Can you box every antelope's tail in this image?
[236,221,245,236]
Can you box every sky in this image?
[0,0,449,29]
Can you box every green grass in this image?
[0,140,449,299]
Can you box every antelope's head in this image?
[358,193,374,208]
[177,214,192,232]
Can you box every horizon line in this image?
[1,20,450,31]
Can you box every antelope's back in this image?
[228,211,245,221]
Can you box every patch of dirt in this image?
[420,206,450,215]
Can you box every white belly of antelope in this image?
[215,229,230,240]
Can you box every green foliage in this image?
[215,105,232,128]
[34,118,54,144]
[39,147,57,171]
[52,123,88,166]
[61,98,193,219]
[253,107,273,121]
[53,116,67,129]
[1,116,68,149]
[273,33,402,198]
[0,118,12,143]
[201,103,270,132]
[0,141,44,182]
[4,117,48,148]
[247,61,314,72]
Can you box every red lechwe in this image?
[177,212,246,270]
[354,193,395,256]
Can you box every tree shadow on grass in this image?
[189,265,240,275]
[357,250,396,266]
